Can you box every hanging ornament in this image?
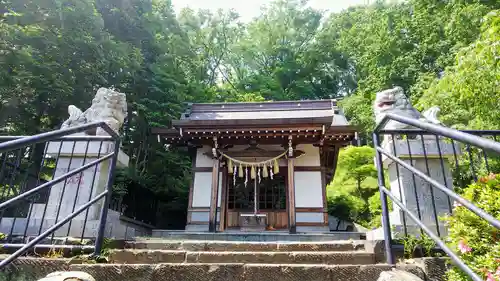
[270,165,274,180]
[250,165,256,179]
[228,159,233,174]
[258,166,261,183]
[273,159,279,175]
[238,164,244,178]
[233,165,237,186]
[262,163,269,178]
[244,166,248,187]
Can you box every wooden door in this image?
[224,168,288,230]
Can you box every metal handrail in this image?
[0,122,119,153]
[375,113,500,152]
[0,122,120,269]
[373,113,500,281]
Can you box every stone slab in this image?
[108,250,185,264]
[71,264,155,281]
[0,257,70,281]
[73,263,424,281]
[126,240,366,252]
[0,259,431,281]
[108,250,375,265]
[150,231,364,241]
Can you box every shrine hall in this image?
[153,100,356,233]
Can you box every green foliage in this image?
[321,0,498,134]
[444,174,500,281]
[396,233,438,259]
[327,146,382,228]
[417,10,500,130]
[337,146,377,184]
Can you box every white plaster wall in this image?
[218,172,222,207]
[195,146,213,167]
[190,212,220,222]
[296,212,324,223]
[192,172,212,207]
[295,144,320,166]
[191,212,209,222]
[191,172,223,208]
[294,171,323,208]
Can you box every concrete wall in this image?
[0,209,152,240]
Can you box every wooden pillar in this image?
[287,157,296,234]
[219,162,228,232]
[320,146,328,225]
[208,157,220,232]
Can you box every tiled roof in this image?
[179,100,349,126]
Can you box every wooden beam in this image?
[208,157,220,232]
[287,157,296,234]
[192,167,213,172]
[294,166,322,172]
[296,208,324,212]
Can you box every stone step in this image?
[150,231,365,241]
[126,239,366,252]
[70,263,425,281]
[108,250,376,265]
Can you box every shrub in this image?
[445,173,500,281]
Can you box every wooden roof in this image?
[152,99,357,146]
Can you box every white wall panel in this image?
[296,212,324,223]
[192,171,223,208]
[294,171,323,208]
[294,144,320,166]
[192,172,212,207]
[195,146,213,167]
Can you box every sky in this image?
[171,0,371,22]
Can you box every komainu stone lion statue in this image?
[374,86,441,130]
[61,87,127,136]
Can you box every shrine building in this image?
[153,100,356,233]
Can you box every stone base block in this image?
[239,214,266,232]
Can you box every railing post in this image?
[94,139,120,256]
[373,133,395,265]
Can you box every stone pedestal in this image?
[239,213,267,232]
[1,134,131,238]
[382,137,460,237]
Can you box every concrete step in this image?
[150,231,365,241]
[126,239,366,252]
[70,263,425,281]
[108,249,376,265]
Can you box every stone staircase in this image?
[3,238,430,281]
[71,239,420,281]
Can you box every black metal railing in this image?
[0,122,120,269]
[373,113,500,281]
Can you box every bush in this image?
[445,173,500,281]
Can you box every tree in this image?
[221,0,355,101]
[319,0,497,135]
[417,10,500,130]
[337,146,377,193]
[328,146,380,227]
